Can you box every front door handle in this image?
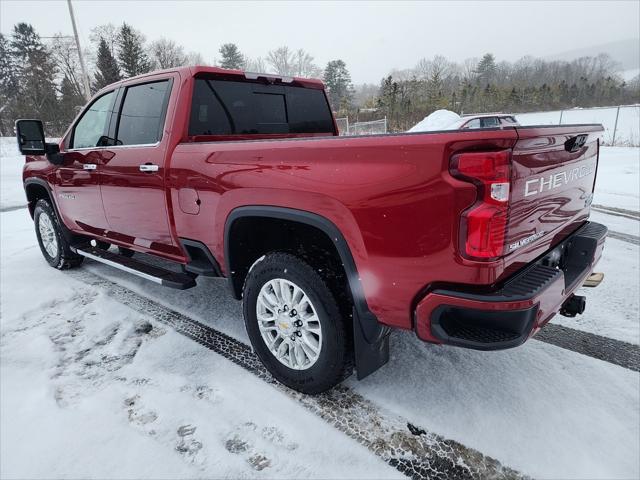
[139,163,159,173]
[83,163,97,170]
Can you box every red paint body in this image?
[23,67,605,344]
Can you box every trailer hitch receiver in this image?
[560,294,586,318]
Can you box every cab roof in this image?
[101,65,326,93]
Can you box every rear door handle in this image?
[83,163,97,170]
[139,163,159,173]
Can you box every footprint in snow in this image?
[176,424,203,458]
[225,422,303,471]
[180,384,221,403]
[125,395,158,427]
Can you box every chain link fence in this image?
[516,104,640,146]
[335,117,387,136]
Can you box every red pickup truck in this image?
[16,66,606,394]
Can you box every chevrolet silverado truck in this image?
[15,66,607,394]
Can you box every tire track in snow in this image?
[592,204,639,221]
[0,204,27,213]
[606,230,640,246]
[535,324,640,372]
[66,269,526,480]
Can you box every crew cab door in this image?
[99,77,178,257]
[55,89,116,234]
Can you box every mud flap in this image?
[352,307,390,380]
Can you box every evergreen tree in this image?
[323,60,354,112]
[219,43,244,69]
[0,33,19,135]
[475,53,497,84]
[10,23,61,132]
[507,87,519,110]
[59,75,85,125]
[93,37,121,91]
[117,23,151,78]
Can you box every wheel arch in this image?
[224,206,383,340]
[24,177,83,244]
[24,178,56,219]
[225,206,390,377]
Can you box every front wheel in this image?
[33,199,84,269]
[242,252,352,394]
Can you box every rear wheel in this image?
[242,252,352,394]
[33,199,84,269]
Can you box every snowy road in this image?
[1,141,639,479]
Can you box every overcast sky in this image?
[1,0,638,83]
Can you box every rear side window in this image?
[72,91,115,148]
[116,80,171,145]
[188,79,334,136]
[480,117,500,128]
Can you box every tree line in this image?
[0,22,354,136]
[372,53,640,131]
[0,21,637,136]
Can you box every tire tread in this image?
[243,252,353,394]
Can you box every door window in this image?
[71,91,115,148]
[116,80,171,145]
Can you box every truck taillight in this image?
[450,150,511,260]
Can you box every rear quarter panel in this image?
[169,129,518,328]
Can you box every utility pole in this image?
[66,0,91,101]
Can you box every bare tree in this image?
[462,57,479,82]
[244,56,267,72]
[185,51,205,66]
[49,34,85,99]
[149,38,187,69]
[292,49,321,77]
[415,55,451,81]
[266,46,294,75]
[90,23,119,55]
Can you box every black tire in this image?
[243,252,352,394]
[33,198,84,270]
[118,246,135,257]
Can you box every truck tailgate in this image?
[503,125,604,273]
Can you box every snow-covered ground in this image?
[0,208,399,479]
[593,146,640,211]
[1,138,26,210]
[1,138,639,479]
[516,105,640,146]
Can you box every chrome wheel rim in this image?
[38,212,58,258]
[256,278,323,370]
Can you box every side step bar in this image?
[72,246,197,290]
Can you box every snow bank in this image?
[408,110,461,132]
